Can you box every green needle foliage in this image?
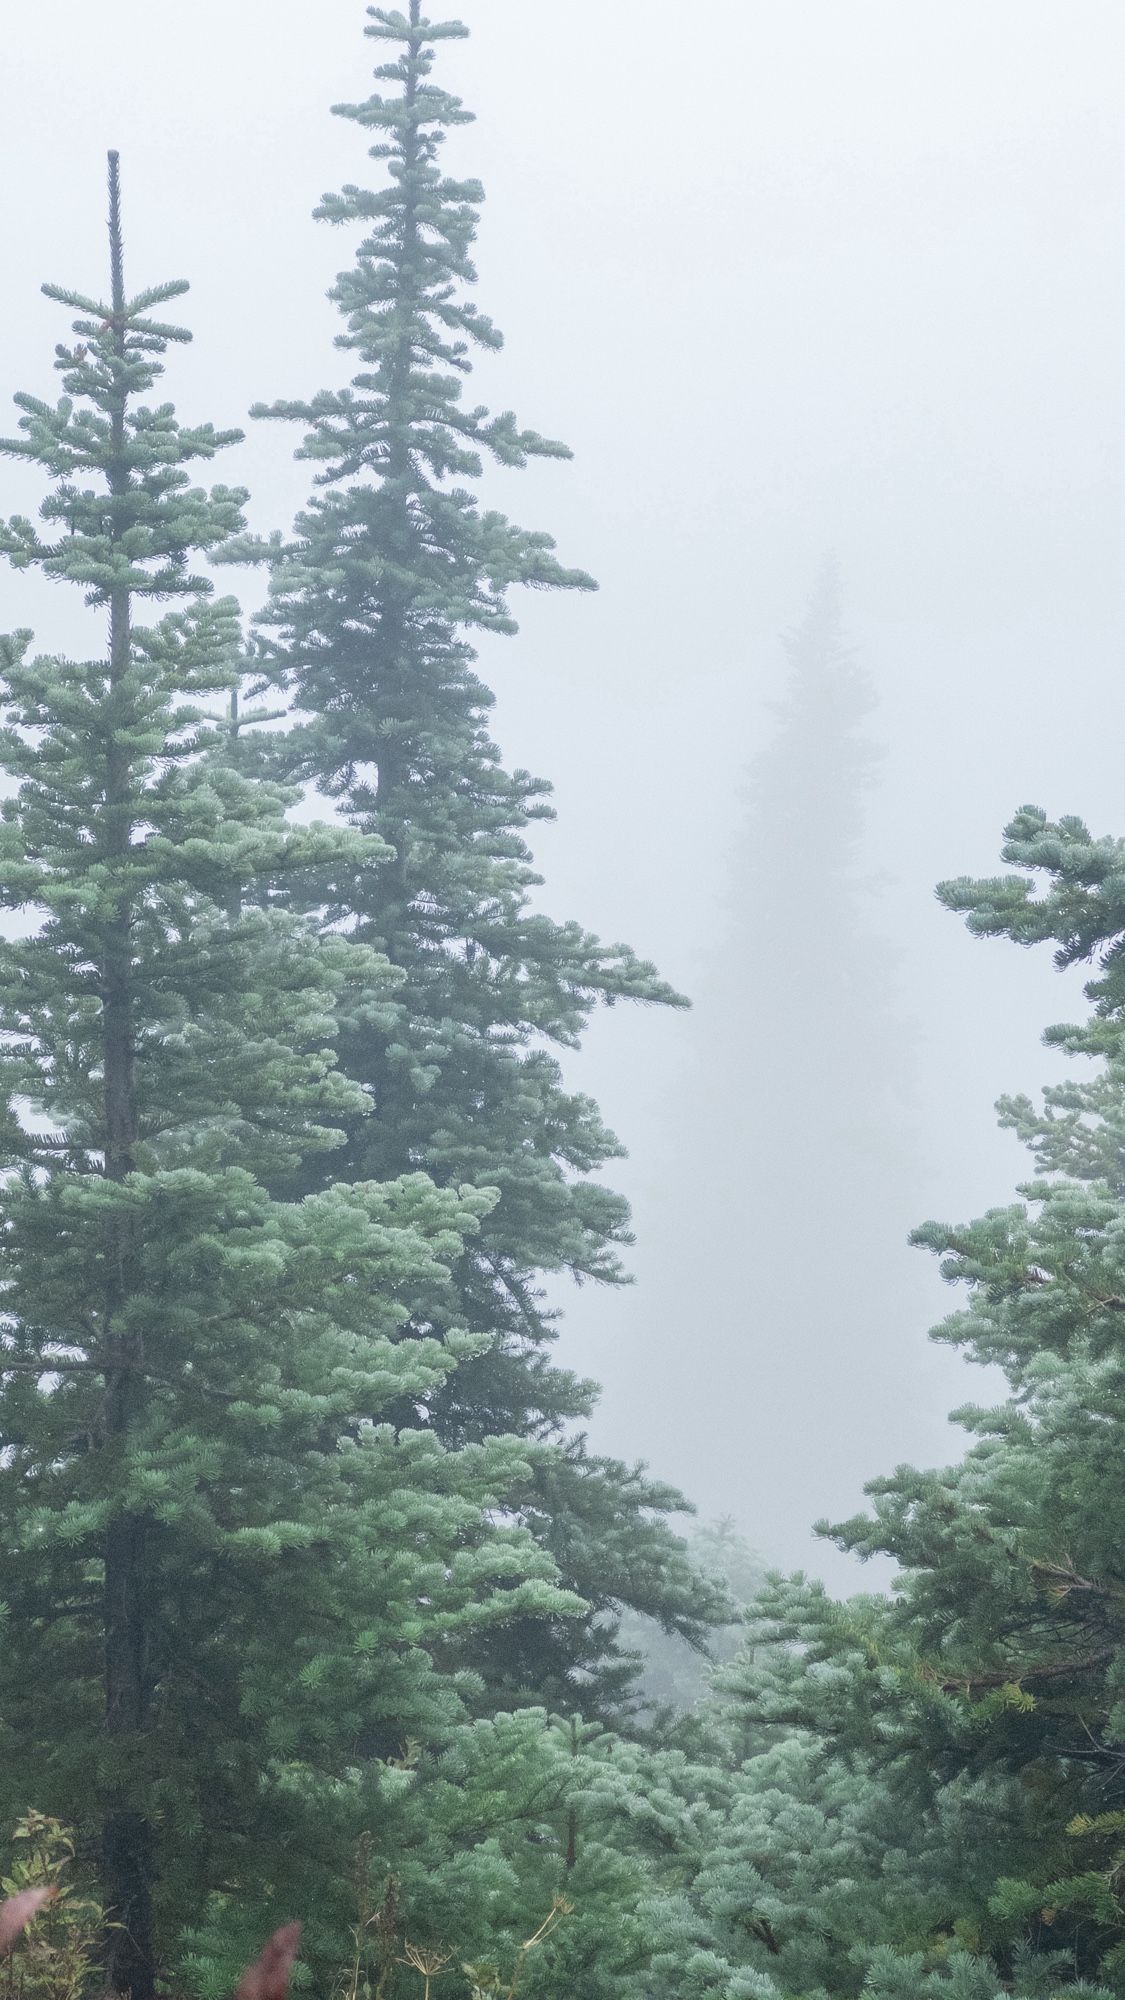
[19,19,1125,2000]
[241,0,723,1710]
[0,156,580,1998]
[644,807,1125,1999]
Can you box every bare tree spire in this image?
[107,150,126,318]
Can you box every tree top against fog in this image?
[250,0,594,652]
[235,0,714,1721]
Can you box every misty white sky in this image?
[4,2,1124,1586]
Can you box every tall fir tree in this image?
[0,157,582,1995]
[826,807,1125,1988]
[243,0,724,1706]
[652,806,1125,1998]
[628,566,922,1572]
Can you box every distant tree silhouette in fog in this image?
[640,566,923,1570]
[722,564,911,1167]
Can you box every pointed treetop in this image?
[365,3,469,43]
[108,149,126,319]
[37,152,193,352]
[0,152,244,606]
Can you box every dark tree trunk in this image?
[99,150,155,2000]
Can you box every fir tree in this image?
[0,157,578,1995]
[631,565,922,1573]
[243,0,722,1705]
[719,807,1125,1994]
[632,806,1125,1998]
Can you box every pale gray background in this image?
[3,2,1123,1587]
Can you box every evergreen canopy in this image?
[238,0,722,1707]
[7,6,1123,2000]
[0,153,579,1999]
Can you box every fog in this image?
[4,0,1124,1589]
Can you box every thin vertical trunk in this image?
[355,8,423,1159]
[564,1717,579,1875]
[227,690,243,923]
[369,0,423,949]
[99,150,155,2000]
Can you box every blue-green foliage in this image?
[11,10,1125,2000]
[640,809,1125,1999]
[234,0,722,1712]
[0,156,585,1992]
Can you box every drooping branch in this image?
[938,1648,1115,1696]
